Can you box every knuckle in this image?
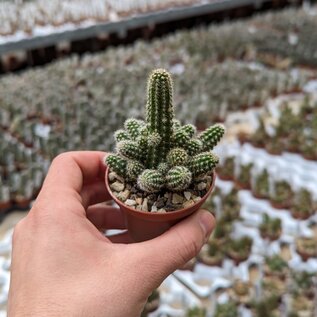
[52,152,72,165]
[175,230,203,264]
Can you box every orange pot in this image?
[105,168,216,242]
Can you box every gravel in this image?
[108,172,211,212]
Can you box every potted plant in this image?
[265,136,284,156]
[261,277,286,300]
[291,188,315,220]
[217,156,235,181]
[289,294,314,317]
[210,216,232,246]
[259,214,282,241]
[252,169,270,200]
[105,69,225,241]
[221,192,241,222]
[235,163,253,190]
[296,237,317,261]
[264,255,288,280]
[228,279,253,306]
[290,271,315,299]
[225,236,253,265]
[251,295,280,317]
[186,306,206,317]
[270,180,293,209]
[250,118,267,149]
[214,301,238,317]
[198,240,224,267]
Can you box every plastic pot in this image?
[105,168,216,242]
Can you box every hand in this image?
[8,151,215,317]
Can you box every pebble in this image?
[183,200,195,208]
[156,197,166,209]
[158,209,167,213]
[197,182,207,190]
[193,196,202,203]
[135,197,143,205]
[125,199,137,206]
[108,172,117,181]
[142,198,149,211]
[118,189,130,202]
[172,193,184,204]
[184,191,191,201]
[206,176,212,186]
[151,205,158,212]
[110,181,125,192]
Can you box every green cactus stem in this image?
[146,69,174,168]
[114,129,130,142]
[127,160,145,181]
[167,148,188,167]
[105,154,127,178]
[124,118,144,140]
[166,166,192,191]
[189,152,219,177]
[199,124,225,151]
[138,169,164,193]
[184,139,203,156]
[117,141,143,161]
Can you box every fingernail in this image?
[199,211,214,241]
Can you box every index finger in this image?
[35,151,110,214]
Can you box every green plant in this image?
[236,163,252,188]
[106,69,225,194]
[218,156,235,180]
[252,295,279,317]
[260,214,282,240]
[291,271,315,296]
[186,306,206,317]
[226,236,253,262]
[214,301,238,317]
[265,255,288,273]
[291,188,315,219]
[253,169,270,198]
[271,180,293,207]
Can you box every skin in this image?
[8,151,215,317]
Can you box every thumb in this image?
[136,209,215,287]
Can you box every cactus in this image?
[145,69,174,168]
[166,166,192,191]
[138,169,164,193]
[199,124,225,150]
[106,69,225,194]
[106,154,127,178]
[188,152,219,177]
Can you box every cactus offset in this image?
[146,69,174,168]
[199,124,225,151]
[106,68,225,195]
[138,169,164,193]
[166,166,192,191]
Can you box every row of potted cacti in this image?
[218,156,317,219]
[0,0,202,38]
[240,97,317,160]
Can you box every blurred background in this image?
[0,0,317,316]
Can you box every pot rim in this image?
[105,167,216,218]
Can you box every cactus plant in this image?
[106,69,224,199]
[259,214,282,241]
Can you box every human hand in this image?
[8,151,215,317]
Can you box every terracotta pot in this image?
[198,252,223,267]
[0,200,12,212]
[235,180,251,190]
[105,168,216,242]
[270,200,290,210]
